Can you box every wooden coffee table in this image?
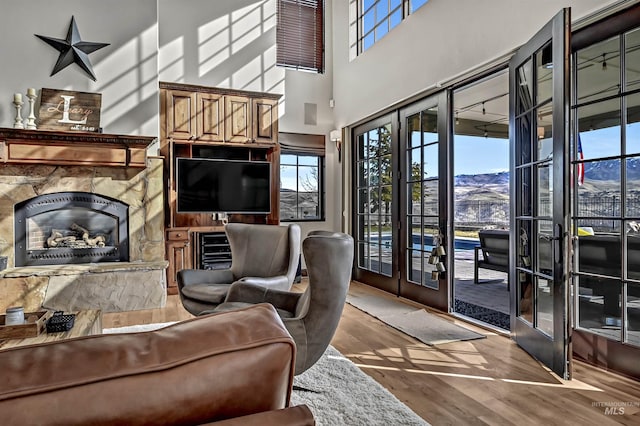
[0,309,102,350]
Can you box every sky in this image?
[278,121,639,191]
[280,154,318,192]
[454,135,509,175]
[453,121,640,176]
[580,121,640,159]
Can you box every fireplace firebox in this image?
[14,192,129,266]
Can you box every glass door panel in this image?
[509,8,572,379]
[573,27,640,349]
[353,115,399,292]
[399,92,449,310]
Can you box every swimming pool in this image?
[371,234,480,251]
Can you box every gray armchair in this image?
[177,223,301,315]
[211,231,354,375]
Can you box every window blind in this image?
[279,132,325,156]
[277,0,324,73]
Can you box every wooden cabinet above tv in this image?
[165,90,224,143]
[160,82,279,146]
[159,83,281,229]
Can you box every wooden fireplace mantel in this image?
[0,128,156,168]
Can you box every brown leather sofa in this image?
[0,304,315,425]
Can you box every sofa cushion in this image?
[182,282,229,303]
[214,301,295,319]
[209,405,315,426]
[0,304,296,425]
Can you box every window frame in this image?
[280,152,326,222]
[571,27,640,345]
[357,0,428,54]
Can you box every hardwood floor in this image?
[104,281,640,425]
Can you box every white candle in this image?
[5,306,25,326]
[27,88,36,97]
[13,93,22,103]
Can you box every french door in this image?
[352,93,450,311]
[509,8,572,379]
[352,115,399,292]
[398,93,449,310]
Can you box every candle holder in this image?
[13,98,24,129]
[25,90,37,130]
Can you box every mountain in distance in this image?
[454,157,640,185]
[583,157,640,181]
[449,159,640,226]
[454,171,509,186]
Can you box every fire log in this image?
[71,223,90,240]
[46,231,77,248]
[85,235,106,246]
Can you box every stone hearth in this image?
[0,155,167,313]
[1,262,167,313]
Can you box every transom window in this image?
[358,0,428,53]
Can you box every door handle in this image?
[554,224,563,264]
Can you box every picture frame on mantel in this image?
[37,88,102,132]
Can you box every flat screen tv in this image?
[177,158,271,214]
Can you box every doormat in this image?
[454,299,511,331]
[346,291,486,345]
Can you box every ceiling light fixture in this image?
[482,102,486,115]
[483,126,488,138]
[455,111,459,125]
[602,53,607,71]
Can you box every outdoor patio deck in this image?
[452,249,510,330]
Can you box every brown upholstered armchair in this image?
[178,223,301,315]
[211,231,354,375]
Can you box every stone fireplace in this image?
[0,128,167,313]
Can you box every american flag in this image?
[577,135,584,186]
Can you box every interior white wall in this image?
[158,0,339,247]
[1,1,338,251]
[331,0,623,130]
[0,0,158,136]
[4,1,619,264]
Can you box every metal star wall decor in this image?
[35,16,110,82]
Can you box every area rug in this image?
[346,290,486,345]
[103,324,429,426]
[291,345,428,425]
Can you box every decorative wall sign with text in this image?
[38,88,102,132]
